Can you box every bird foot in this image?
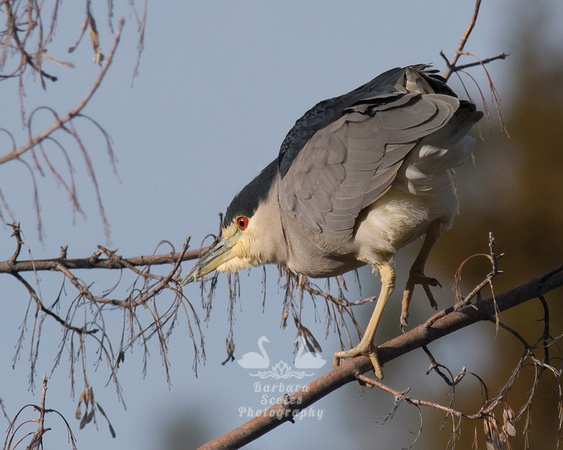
[400,271,441,328]
[333,343,384,379]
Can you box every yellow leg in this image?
[400,219,441,328]
[333,263,395,379]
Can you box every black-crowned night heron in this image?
[182,64,483,378]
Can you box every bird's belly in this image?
[282,179,458,277]
[354,185,457,265]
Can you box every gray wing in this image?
[278,86,459,238]
[277,65,433,178]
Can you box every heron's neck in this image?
[246,186,287,265]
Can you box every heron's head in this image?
[181,160,282,285]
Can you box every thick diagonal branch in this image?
[200,265,563,449]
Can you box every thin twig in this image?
[442,0,482,80]
[0,18,125,165]
[451,53,510,72]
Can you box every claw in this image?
[401,271,441,328]
[400,219,442,328]
[333,343,384,379]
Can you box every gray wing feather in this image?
[278,71,461,239]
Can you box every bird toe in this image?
[333,343,384,379]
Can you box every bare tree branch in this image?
[200,265,563,449]
[4,376,77,450]
[439,0,507,82]
[438,0,510,139]
[0,240,210,274]
[441,0,482,80]
[0,18,124,165]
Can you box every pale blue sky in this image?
[1,1,561,449]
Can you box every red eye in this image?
[237,216,249,230]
